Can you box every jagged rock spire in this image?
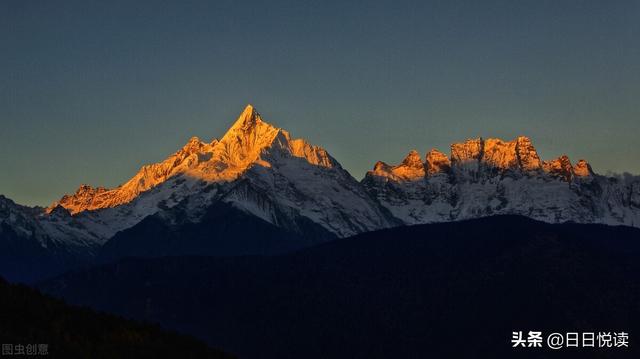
[542,155,574,181]
[223,104,264,135]
[573,159,594,177]
[515,136,542,171]
[367,135,592,183]
[425,149,451,175]
[401,150,424,168]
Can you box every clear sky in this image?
[1,0,639,206]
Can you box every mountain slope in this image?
[39,216,640,359]
[0,276,233,358]
[0,196,98,283]
[363,136,640,227]
[98,200,333,261]
[49,105,395,240]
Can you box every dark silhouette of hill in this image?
[99,201,334,263]
[0,276,234,358]
[40,215,640,358]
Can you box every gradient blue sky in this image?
[1,0,639,206]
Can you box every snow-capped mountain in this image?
[362,136,640,227]
[47,105,395,241]
[2,104,640,281]
[0,195,97,282]
[2,105,399,281]
[0,195,102,251]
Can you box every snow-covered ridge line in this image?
[367,135,594,183]
[47,104,336,215]
[363,136,640,228]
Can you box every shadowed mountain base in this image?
[40,215,640,358]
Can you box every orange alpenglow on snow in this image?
[367,136,592,182]
[47,105,335,215]
[370,150,426,181]
[425,149,451,176]
[49,105,596,216]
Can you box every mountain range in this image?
[1,104,639,282]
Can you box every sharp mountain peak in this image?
[47,105,332,215]
[223,104,273,136]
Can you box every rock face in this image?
[449,136,543,172]
[363,136,640,227]
[450,138,484,164]
[514,136,543,171]
[542,155,575,181]
[573,159,594,177]
[425,149,451,176]
[369,150,426,182]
